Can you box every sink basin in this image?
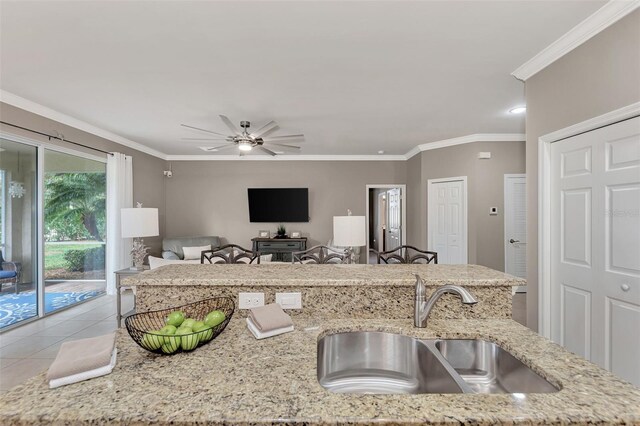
[435,339,559,394]
[317,332,465,394]
[317,332,559,395]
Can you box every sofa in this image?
[162,236,221,260]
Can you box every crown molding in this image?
[512,0,640,81]
[165,154,408,161]
[0,90,167,160]
[405,133,526,159]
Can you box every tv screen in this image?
[248,188,309,222]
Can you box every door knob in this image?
[621,284,630,292]
[509,239,520,244]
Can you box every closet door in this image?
[550,116,640,386]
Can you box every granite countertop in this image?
[124,264,526,287]
[1,317,638,425]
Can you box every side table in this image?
[115,267,148,327]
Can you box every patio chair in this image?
[0,250,21,294]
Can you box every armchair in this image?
[0,250,21,294]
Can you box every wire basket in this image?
[125,296,235,355]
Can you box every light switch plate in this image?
[275,292,302,309]
[238,292,265,309]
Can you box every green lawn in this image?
[44,242,103,271]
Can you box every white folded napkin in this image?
[246,317,294,340]
[49,348,117,389]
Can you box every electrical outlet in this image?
[238,292,265,309]
[275,292,302,309]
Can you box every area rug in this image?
[0,291,102,328]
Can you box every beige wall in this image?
[524,10,640,330]
[164,161,406,256]
[0,102,167,255]
[410,141,526,271]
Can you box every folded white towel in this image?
[49,348,117,389]
[246,317,294,340]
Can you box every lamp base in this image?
[131,237,149,269]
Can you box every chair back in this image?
[292,245,347,264]
[375,245,437,264]
[201,244,260,264]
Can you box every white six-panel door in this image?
[550,116,640,386]
[428,177,467,264]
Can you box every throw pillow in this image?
[182,245,211,260]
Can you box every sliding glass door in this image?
[0,135,108,330]
[0,139,38,328]
[43,150,106,313]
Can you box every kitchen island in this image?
[1,264,638,425]
[0,317,639,425]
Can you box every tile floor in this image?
[0,292,133,394]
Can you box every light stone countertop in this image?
[124,264,526,287]
[1,317,638,425]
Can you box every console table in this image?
[251,237,307,262]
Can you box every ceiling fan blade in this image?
[262,134,305,142]
[201,144,238,151]
[181,137,231,141]
[263,143,301,150]
[250,120,278,139]
[255,145,277,156]
[219,115,241,135]
[181,124,229,137]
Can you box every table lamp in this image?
[333,210,366,264]
[121,203,159,270]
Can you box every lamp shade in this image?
[121,208,159,238]
[333,215,366,247]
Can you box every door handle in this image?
[509,239,520,244]
[621,284,630,292]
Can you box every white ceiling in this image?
[0,1,605,156]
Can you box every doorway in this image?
[365,185,406,264]
[504,174,527,293]
[427,176,468,264]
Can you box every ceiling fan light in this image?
[238,142,252,152]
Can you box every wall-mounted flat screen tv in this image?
[248,188,309,222]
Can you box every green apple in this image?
[166,311,185,327]
[160,324,177,335]
[161,338,179,354]
[181,318,197,329]
[204,310,226,328]
[193,322,213,342]
[175,327,199,351]
[141,330,163,350]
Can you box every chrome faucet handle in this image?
[414,274,427,301]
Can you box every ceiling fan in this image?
[180,115,304,156]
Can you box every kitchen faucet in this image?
[414,274,478,328]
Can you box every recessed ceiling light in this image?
[509,106,526,114]
[378,150,385,154]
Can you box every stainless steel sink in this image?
[434,339,559,394]
[317,332,466,394]
[317,332,559,395]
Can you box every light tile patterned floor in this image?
[0,292,133,394]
